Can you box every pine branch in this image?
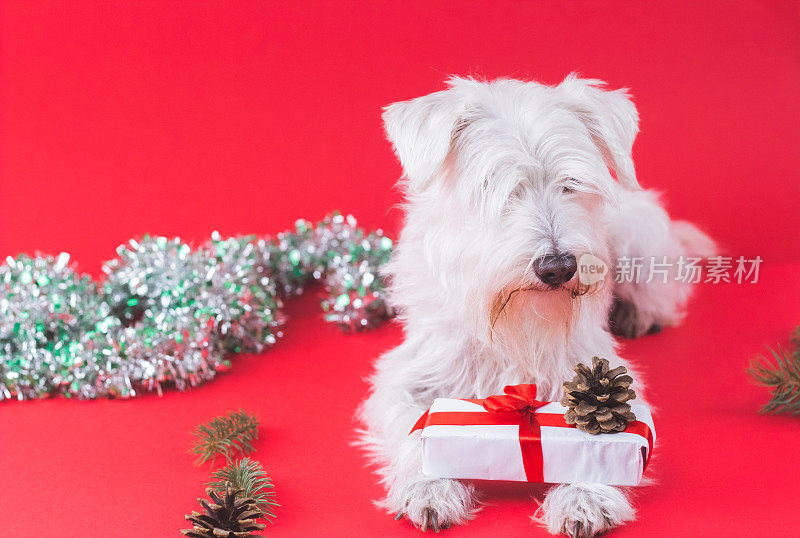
[747,346,800,415]
[208,457,279,522]
[791,326,800,350]
[191,409,259,465]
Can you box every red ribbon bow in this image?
[482,383,549,415]
[481,384,549,481]
[410,383,653,483]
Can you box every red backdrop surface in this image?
[1,2,799,537]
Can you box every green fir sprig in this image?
[748,341,800,415]
[208,457,279,522]
[191,409,259,465]
[791,326,800,349]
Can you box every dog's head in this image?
[383,76,640,337]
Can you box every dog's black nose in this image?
[533,253,577,286]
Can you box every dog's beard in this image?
[488,279,600,335]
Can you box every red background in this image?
[1,1,799,536]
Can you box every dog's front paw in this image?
[536,483,635,537]
[608,297,661,339]
[391,478,477,532]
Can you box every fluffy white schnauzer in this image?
[359,75,714,537]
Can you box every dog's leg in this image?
[359,379,479,531]
[606,189,715,338]
[536,482,635,537]
[386,447,477,532]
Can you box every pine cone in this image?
[561,356,637,435]
[182,482,266,538]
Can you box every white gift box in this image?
[417,398,655,486]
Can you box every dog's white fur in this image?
[359,75,713,536]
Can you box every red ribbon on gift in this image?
[410,384,653,483]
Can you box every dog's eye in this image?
[562,178,580,194]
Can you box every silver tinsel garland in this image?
[0,213,394,401]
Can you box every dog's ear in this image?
[559,75,640,189]
[382,87,467,192]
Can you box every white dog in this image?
[359,75,714,537]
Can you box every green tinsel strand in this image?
[0,213,394,401]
